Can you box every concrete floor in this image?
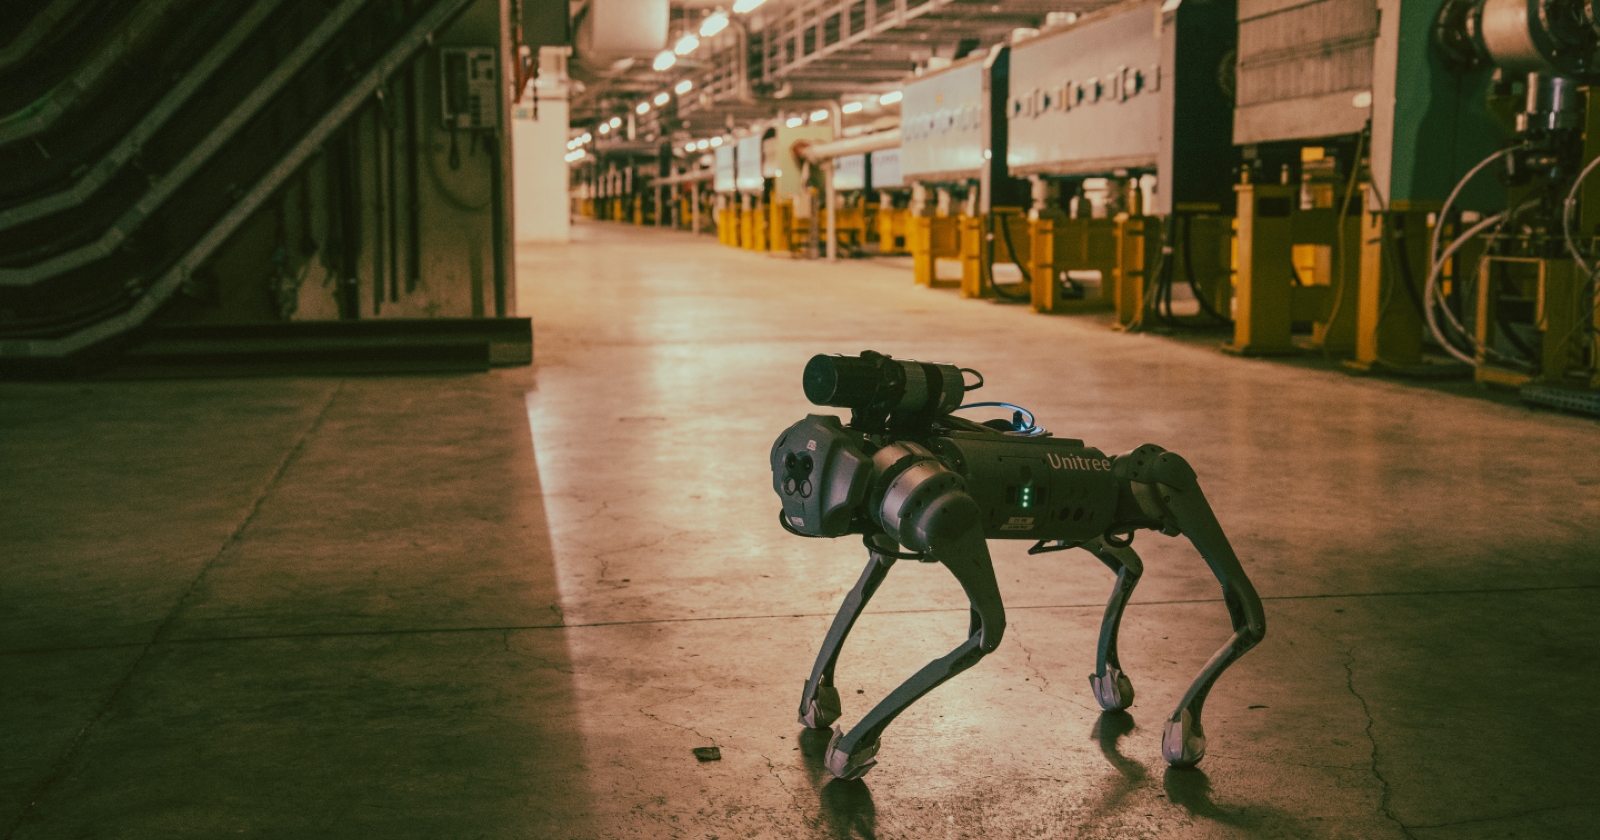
[4,220,1598,839]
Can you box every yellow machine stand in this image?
[719,205,740,246]
[770,200,795,252]
[752,202,770,252]
[633,198,644,225]
[878,207,910,253]
[1472,257,1592,387]
[832,201,870,253]
[959,210,1031,299]
[740,203,756,250]
[1345,186,1434,373]
[1113,215,1162,328]
[910,215,962,287]
[1027,217,1119,314]
[1225,183,1360,355]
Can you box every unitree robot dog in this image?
[771,351,1266,780]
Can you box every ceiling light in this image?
[684,142,697,152]
[652,50,676,72]
[696,139,710,150]
[581,133,592,143]
[566,149,587,162]
[674,33,700,55]
[675,79,694,95]
[609,117,622,128]
[654,92,671,106]
[810,109,829,122]
[710,136,724,147]
[732,0,766,12]
[599,123,610,134]
[785,116,803,128]
[636,101,651,114]
[841,101,863,114]
[878,90,903,105]
[700,11,730,37]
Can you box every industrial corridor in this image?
[1,220,1594,839]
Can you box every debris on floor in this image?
[692,746,721,762]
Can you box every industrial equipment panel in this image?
[1007,5,1161,176]
[834,155,866,191]
[900,58,986,182]
[871,148,903,188]
[1233,0,1376,144]
[737,135,763,192]
[1006,0,1236,213]
[715,145,735,192]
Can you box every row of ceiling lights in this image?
[676,90,904,154]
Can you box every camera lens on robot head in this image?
[804,354,889,408]
[804,351,969,429]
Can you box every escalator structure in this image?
[0,0,528,374]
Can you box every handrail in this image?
[0,0,78,73]
[0,0,189,144]
[0,0,288,231]
[0,0,373,288]
[8,0,478,357]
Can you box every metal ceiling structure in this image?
[569,0,1113,145]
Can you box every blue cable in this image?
[954,402,1042,435]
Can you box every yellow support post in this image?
[1224,183,1298,355]
[1347,187,1432,372]
[959,215,985,298]
[1113,215,1160,328]
[910,216,961,287]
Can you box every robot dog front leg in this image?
[822,527,1006,780]
[798,536,900,730]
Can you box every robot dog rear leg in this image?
[1081,537,1145,712]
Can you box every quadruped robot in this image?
[771,351,1266,780]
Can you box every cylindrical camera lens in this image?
[803,354,890,407]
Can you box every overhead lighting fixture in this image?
[841,101,863,114]
[785,116,803,128]
[810,109,829,122]
[608,116,622,128]
[652,50,676,72]
[732,0,766,12]
[878,90,903,105]
[700,11,730,37]
[636,101,651,114]
[566,149,587,162]
[599,123,610,134]
[581,133,592,143]
[696,139,710,150]
[684,142,697,152]
[675,79,694,95]
[710,136,724,147]
[674,33,700,55]
[654,92,671,106]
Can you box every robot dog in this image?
[771,351,1265,780]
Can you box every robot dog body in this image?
[772,352,1266,780]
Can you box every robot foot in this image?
[799,684,842,729]
[824,726,881,780]
[1161,708,1207,767]
[1088,667,1135,712]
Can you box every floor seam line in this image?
[0,381,344,840]
[5,579,1596,655]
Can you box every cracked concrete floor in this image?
[3,220,1597,839]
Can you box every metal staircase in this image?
[0,0,485,366]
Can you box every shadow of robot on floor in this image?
[799,727,878,840]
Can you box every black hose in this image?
[1181,214,1233,325]
[988,211,1032,301]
